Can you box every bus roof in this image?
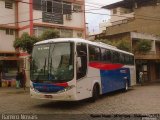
[35,38,133,55]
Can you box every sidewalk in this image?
[0,87,29,94]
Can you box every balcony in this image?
[134,51,160,60]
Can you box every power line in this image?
[0,2,106,19]
[1,10,160,27]
[0,11,29,18]
[86,11,160,21]
[85,2,106,7]
[85,1,160,20]
[18,0,102,8]
[1,1,160,27]
[1,18,42,26]
[85,8,105,11]
[85,4,102,8]
[16,0,160,20]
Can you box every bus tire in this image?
[91,84,100,102]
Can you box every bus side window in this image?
[76,43,87,79]
[101,48,111,63]
[89,45,101,62]
[101,48,106,62]
[106,49,111,62]
[120,53,125,64]
[112,51,117,63]
[131,56,134,65]
[124,54,129,65]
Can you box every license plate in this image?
[44,95,53,98]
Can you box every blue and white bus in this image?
[30,38,136,101]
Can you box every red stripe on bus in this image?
[53,83,68,87]
[89,62,124,70]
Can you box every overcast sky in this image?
[85,0,122,34]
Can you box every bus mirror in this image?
[77,57,82,68]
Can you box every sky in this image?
[85,0,122,34]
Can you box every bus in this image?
[30,38,135,101]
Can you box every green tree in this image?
[14,29,60,54]
[95,39,131,52]
[40,29,60,40]
[116,40,131,52]
[136,40,152,53]
[14,33,39,54]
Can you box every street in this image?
[0,83,160,115]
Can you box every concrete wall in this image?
[0,1,16,52]
[110,7,134,23]
[104,5,160,36]
[0,29,15,52]
[0,1,16,26]
[18,0,30,27]
[19,28,30,37]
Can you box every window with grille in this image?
[5,1,13,9]
[6,29,14,35]
[33,0,42,10]
[63,2,72,14]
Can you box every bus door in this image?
[76,43,90,100]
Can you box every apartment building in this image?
[18,0,85,38]
[97,0,160,83]
[0,0,19,86]
[0,0,85,86]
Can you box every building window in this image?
[42,0,68,14]
[113,8,117,14]
[53,1,63,13]
[60,29,73,38]
[77,32,83,38]
[6,29,14,35]
[42,0,64,24]
[73,4,82,12]
[33,0,42,10]
[63,2,72,14]
[46,1,52,13]
[5,1,13,9]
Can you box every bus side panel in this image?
[100,67,130,94]
[76,67,101,100]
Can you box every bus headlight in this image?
[57,85,75,93]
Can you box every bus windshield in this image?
[30,42,74,83]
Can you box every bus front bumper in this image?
[30,87,77,101]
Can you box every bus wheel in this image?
[91,84,100,102]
